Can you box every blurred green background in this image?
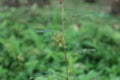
[0,0,120,80]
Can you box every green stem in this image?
[61,3,69,80]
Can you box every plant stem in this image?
[61,2,69,80]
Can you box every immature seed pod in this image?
[59,0,62,4]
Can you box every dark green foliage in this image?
[85,0,96,3]
[1,0,50,7]
[3,0,20,7]
[0,1,120,80]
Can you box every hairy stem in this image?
[61,2,69,80]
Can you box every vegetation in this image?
[111,0,120,15]
[0,0,120,80]
[85,0,96,3]
[1,0,50,7]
